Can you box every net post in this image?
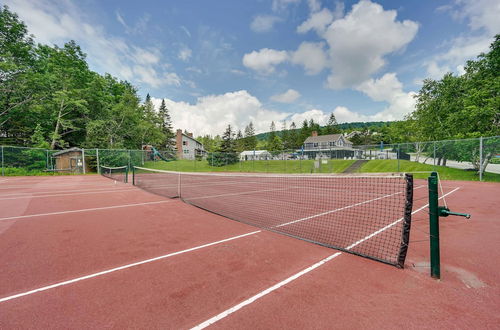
[125,166,129,183]
[479,136,483,181]
[1,145,4,176]
[96,149,100,174]
[397,173,413,268]
[82,148,86,174]
[428,171,440,279]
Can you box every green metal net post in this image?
[428,172,440,279]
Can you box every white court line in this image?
[0,188,137,201]
[190,186,461,329]
[0,186,135,198]
[0,200,170,222]
[0,180,123,190]
[0,231,261,303]
[0,182,417,302]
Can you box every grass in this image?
[1,167,97,176]
[357,159,500,182]
[143,159,356,174]
[139,158,500,182]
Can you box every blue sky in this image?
[5,0,499,135]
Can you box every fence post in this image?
[428,172,440,279]
[433,141,436,166]
[82,148,86,174]
[128,150,131,170]
[1,146,4,176]
[397,144,400,172]
[96,149,100,174]
[479,136,483,181]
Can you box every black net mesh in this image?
[133,166,413,267]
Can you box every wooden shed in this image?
[52,148,91,173]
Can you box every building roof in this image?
[240,150,271,156]
[304,134,351,144]
[52,147,82,156]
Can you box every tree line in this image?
[0,6,175,150]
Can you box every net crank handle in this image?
[437,206,471,219]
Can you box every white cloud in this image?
[290,42,327,75]
[323,0,419,89]
[4,0,181,89]
[250,15,282,33]
[289,109,330,126]
[242,48,289,74]
[151,91,289,136]
[297,8,335,34]
[425,0,498,79]
[272,0,301,12]
[271,89,301,103]
[354,73,416,121]
[164,73,182,86]
[178,47,192,61]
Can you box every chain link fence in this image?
[1,136,499,181]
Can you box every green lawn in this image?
[143,159,356,174]
[357,159,500,182]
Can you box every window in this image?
[313,143,318,147]
[183,141,188,146]
[329,141,335,146]
[184,150,189,154]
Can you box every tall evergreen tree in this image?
[158,99,175,149]
[323,113,340,134]
[281,121,291,150]
[244,121,257,150]
[220,124,236,153]
[267,121,276,148]
[235,129,245,152]
[288,121,299,149]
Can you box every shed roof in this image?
[52,147,82,156]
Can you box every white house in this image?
[175,129,206,160]
[301,131,359,159]
[239,150,271,161]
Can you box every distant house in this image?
[175,129,206,160]
[239,150,271,161]
[301,131,358,159]
[303,131,353,150]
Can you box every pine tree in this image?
[299,119,310,147]
[235,129,245,152]
[289,121,299,149]
[220,124,236,153]
[281,121,290,150]
[158,99,175,149]
[244,122,257,150]
[267,121,276,148]
[323,113,340,135]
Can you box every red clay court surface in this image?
[0,174,499,329]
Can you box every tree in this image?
[281,121,291,150]
[235,129,245,152]
[323,113,340,134]
[267,135,283,155]
[288,121,299,149]
[158,99,175,149]
[220,124,236,153]
[244,122,257,150]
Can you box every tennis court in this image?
[0,173,499,328]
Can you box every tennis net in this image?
[100,165,128,183]
[133,166,413,267]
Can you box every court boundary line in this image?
[0,231,261,303]
[190,187,461,329]
[0,186,135,198]
[0,200,171,222]
[0,184,428,301]
[0,188,139,201]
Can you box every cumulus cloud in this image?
[290,42,328,75]
[323,0,419,89]
[250,15,282,33]
[289,109,330,126]
[4,0,182,89]
[151,91,289,136]
[271,89,301,103]
[354,73,416,121]
[297,8,335,34]
[242,48,289,74]
[424,0,499,79]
